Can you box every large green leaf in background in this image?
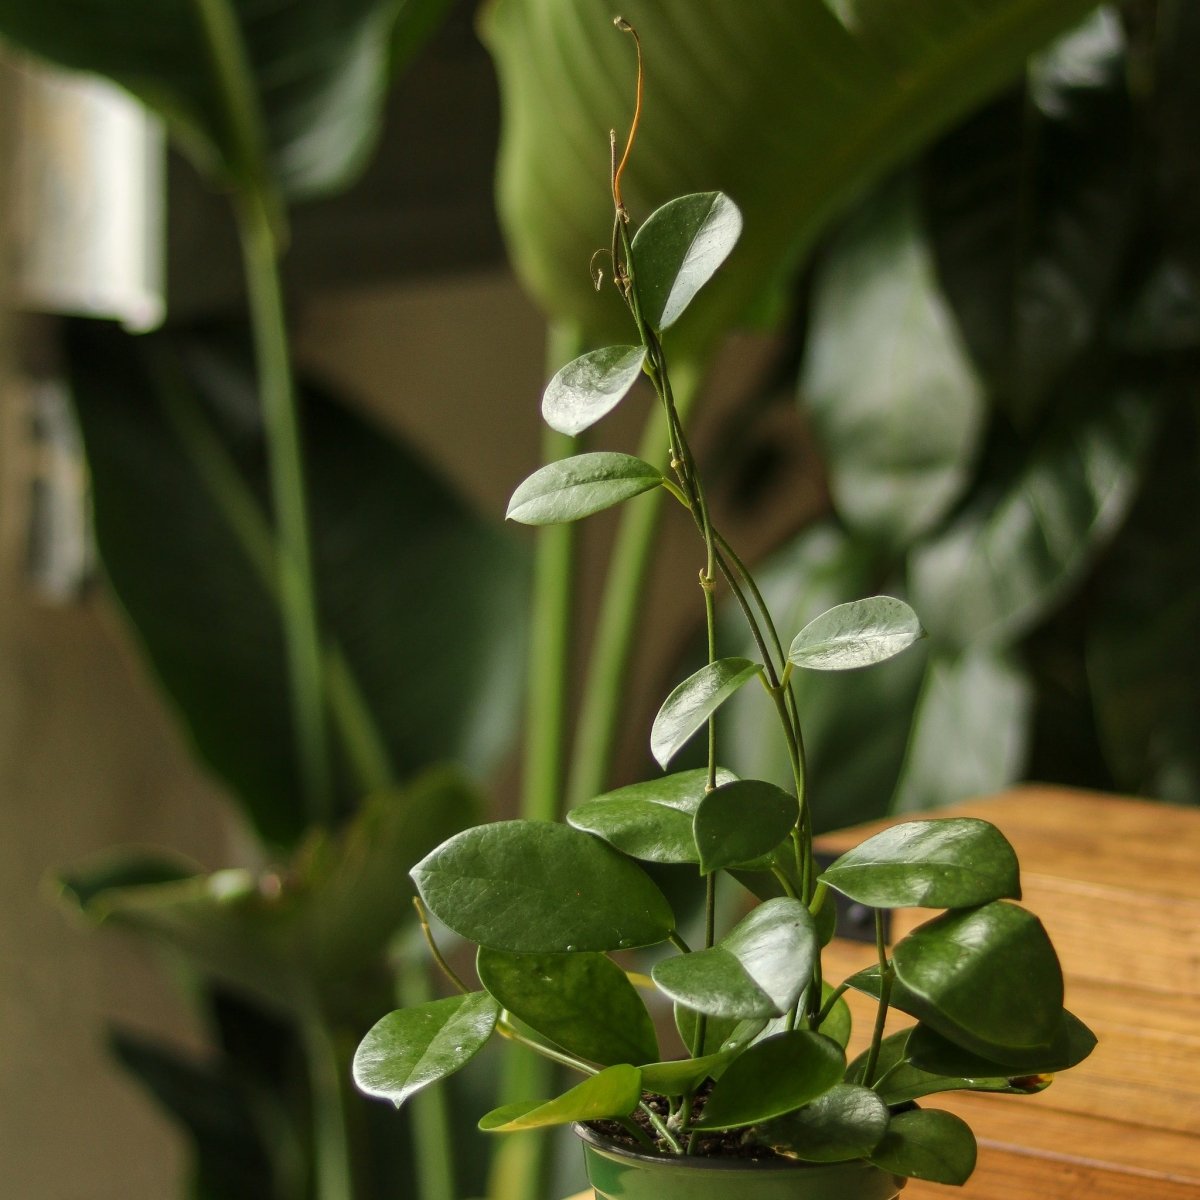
[66,321,527,846]
[481,0,1103,356]
[0,0,448,199]
[59,767,479,1015]
[922,8,1138,429]
[801,177,985,551]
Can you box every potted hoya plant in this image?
[353,25,1096,1197]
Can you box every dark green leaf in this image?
[650,658,762,769]
[869,1108,977,1186]
[567,768,735,864]
[693,780,798,874]
[506,452,663,525]
[694,1032,844,1130]
[802,177,985,548]
[630,192,743,332]
[906,1009,1096,1077]
[1087,412,1200,804]
[820,817,1020,909]
[924,11,1137,427]
[674,1010,750,1060]
[484,0,1105,358]
[478,1065,641,1131]
[541,346,646,436]
[0,0,418,199]
[652,898,816,1019]
[788,598,923,672]
[893,902,1064,1057]
[909,391,1157,650]
[890,648,1033,815]
[65,323,526,846]
[412,820,675,953]
[639,1052,729,1097]
[759,1084,890,1163]
[848,1028,1052,1105]
[476,948,658,1067]
[353,992,499,1108]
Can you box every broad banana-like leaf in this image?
[66,321,527,846]
[0,0,447,199]
[58,768,479,1013]
[482,0,1104,354]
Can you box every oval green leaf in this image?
[567,768,736,864]
[476,947,658,1067]
[639,1052,730,1097]
[506,453,663,525]
[693,780,798,874]
[788,596,923,671]
[759,1084,890,1162]
[906,1009,1096,1077]
[695,1031,844,1130]
[541,345,646,436]
[631,192,743,331]
[478,1064,642,1131]
[820,817,1020,909]
[892,901,1064,1056]
[848,1028,1051,1105]
[869,1107,978,1186]
[411,821,674,953]
[353,992,499,1108]
[651,658,762,769]
[652,898,816,1019]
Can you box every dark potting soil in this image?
[587,1086,790,1162]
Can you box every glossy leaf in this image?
[353,992,499,1108]
[541,346,646,436]
[639,1052,729,1097]
[475,948,658,1067]
[506,452,663,525]
[650,658,762,769]
[907,1009,1096,1077]
[759,1084,890,1163]
[478,1065,641,1131]
[869,1108,977,1186]
[57,768,478,1011]
[890,648,1033,815]
[788,597,923,672]
[820,817,1020,909]
[411,820,674,953]
[0,0,421,200]
[567,768,735,864]
[64,323,526,845]
[483,0,1105,358]
[924,11,1137,427]
[848,1029,1051,1105]
[909,391,1156,650]
[802,177,985,548]
[630,192,743,332]
[892,902,1064,1057]
[693,780,798,874]
[695,1032,844,1130]
[651,898,816,1019]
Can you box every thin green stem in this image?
[668,930,693,954]
[816,981,850,1028]
[863,910,894,1087]
[413,897,470,994]
[237,192,332,825]
[300,1007,358,1200]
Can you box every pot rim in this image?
[572,1121,879,1175]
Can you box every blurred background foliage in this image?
[1,0,1196,1197]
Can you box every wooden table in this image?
[566,787,1200,1198]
